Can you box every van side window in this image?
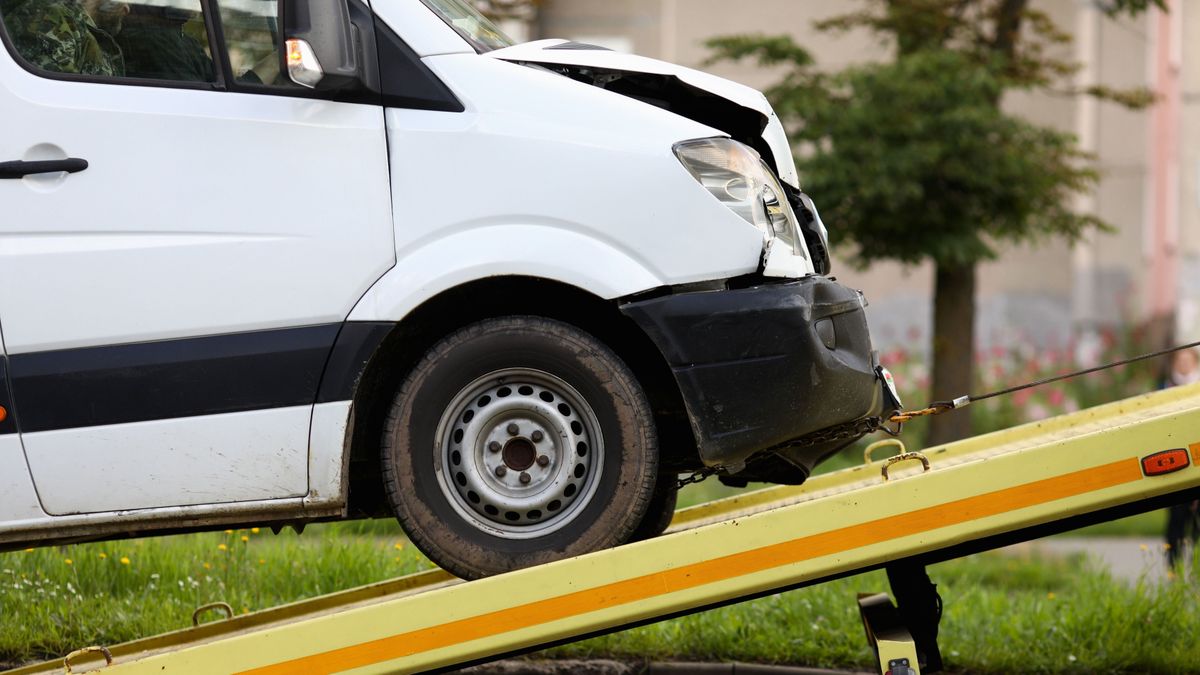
[0,0,215,82]
[215,0,300,88]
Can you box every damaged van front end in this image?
[488,41,901,484]
[622,276,896,485]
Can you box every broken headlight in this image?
[673,137,803,256]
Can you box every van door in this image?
[0,0,393,515]
[0,317,45,524]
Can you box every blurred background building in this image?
[504,0,1197,355]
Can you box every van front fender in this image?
[346,224,664,322]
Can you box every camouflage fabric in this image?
[0,0,124,77]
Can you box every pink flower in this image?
[1024,402,1050,422]
[1013,389,1034,407]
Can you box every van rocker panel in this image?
[621,277,885,474]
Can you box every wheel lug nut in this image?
[519,472,531,484]
[531,430,544,442]
[495,466,507,477]
[536,455,550,467]
[506,423,519,436]
[488,441,501,453]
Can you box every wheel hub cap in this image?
[502,438,536,471]
[435,368,605,538]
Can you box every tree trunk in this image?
[927,262,976,447]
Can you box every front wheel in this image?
[630,473,679,541]
[381,316,659,579]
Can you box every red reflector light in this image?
[1141,449,1190,476]
[0,405,6,423]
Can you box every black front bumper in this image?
[621,276,887,482]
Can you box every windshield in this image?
[420,0,514,52]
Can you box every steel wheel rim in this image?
[433,368,605,538]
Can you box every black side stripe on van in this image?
[9,324,352,434]
[316,322,395,404]
[0,355,17,436]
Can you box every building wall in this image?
[1179,0,1200,342]
[535,0,1186,352]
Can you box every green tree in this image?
[709,0,1159,445]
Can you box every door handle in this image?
[0,158,89,179]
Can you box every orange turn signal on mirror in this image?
[1141,449,1190,477]
[0,405,6,423]
[286,39,305,63]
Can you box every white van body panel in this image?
[488,39,801,190]
[489,40,770,119]
[24,407,310,515]
[7,402,350,533]
[349,54,767,321]
[0,44,392,516]
[0,440,44,523]
[0,71,394,353]
[308,401,353,506]
[0,323,42,523]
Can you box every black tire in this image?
[381,316,659,579]
[630,473,679,541]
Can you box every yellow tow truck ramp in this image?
[11,383,1200,675]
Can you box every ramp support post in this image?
[857,592,921,675]
[886,562,943,673]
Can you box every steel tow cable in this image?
[889,339,1200,424]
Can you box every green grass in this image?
[0,525,431,666]
[549,550,1200,673]
[3,528,1198,673]
[1064,509,1166,538]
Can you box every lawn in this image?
[0,524,430,667]
[2,523,1197,673]
[549,548,1200,673]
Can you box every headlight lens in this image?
[673,138,804,256]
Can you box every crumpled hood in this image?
[486,39,800,189]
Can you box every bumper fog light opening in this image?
[815,318,836,350]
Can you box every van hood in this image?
[486,39,800,189]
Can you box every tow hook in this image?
[878,366,903,410]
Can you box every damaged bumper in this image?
[621,276,893,483]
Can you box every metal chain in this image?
[675,466,721,489]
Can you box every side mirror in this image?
[279,0,362,90]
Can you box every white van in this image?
[0,0,898,578]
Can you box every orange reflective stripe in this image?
[1191,442,1200,463]
[240,458,1142,675]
